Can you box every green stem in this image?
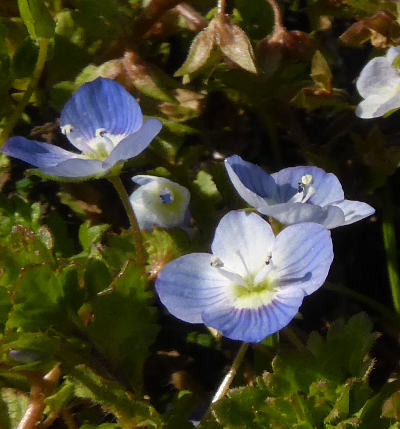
[282,327,305,352]
[108,175,146,266]
[211,342,249,404]
[0,37,49,147]
[382,191,400,314]
[325,282,399,321]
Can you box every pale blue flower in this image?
[356,46,400,118]
[1,78,162,179]
[155,210,333,343]
[225,155,375,229]
[130,175,190,230]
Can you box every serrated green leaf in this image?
[78,221,109,256]
[18,0,55,39]
[6,264,84,333]
[0,388,29,429]
[68,365,162,426]
[45,382,75,413]
[86,262,159,389]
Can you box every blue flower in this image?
[155,210,333,343]
[129,175,190,230]
[225,155,375,229]
[1,78,162,179]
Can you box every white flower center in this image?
[210,251,277,309]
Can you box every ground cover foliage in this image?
[0,0,400,428]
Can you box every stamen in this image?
[301,174,313,187]
[265,254,272,265]
[61,124,73,135]
[94,128,114,153]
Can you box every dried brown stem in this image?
[175,3,208,31]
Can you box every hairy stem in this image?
[0,38,49,147]
[266,0,284,32]
[108,175,146,266]
[17,364,61,429]
[211,342,249,404]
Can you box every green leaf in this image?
[68,365,162,426]
[18,0,55,39]
[11,37,39,78]
[86,262,159,389]
[78,221,109,256]
[6,264,84,334]
[0,388,29,429]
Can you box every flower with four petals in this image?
[225,155,374,229]
[155,210,334,342]
[130,175,190,230]
[1,78,162,179]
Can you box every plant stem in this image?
[0,38,49,147]
[211,342,249,404]
[108,175,146,266]
[382,191,400,314]
[17,364,61,429]
[266,0,284,32]
[325,282,399,321]
[217,0,226,15]
[282,327,305,352]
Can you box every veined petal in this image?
[129,175,190,229]
[271,166,344,204]
[258,202,344,228]
[60,78,143,150]
[155,253,231,324]
[356,57,400,99]
[211,211,274,277]
[40,158,105,178]
[202,287,304,342]
[272,223,333,295]
[2,137,77,168]
[330,199,375,226]
[224,155,277,208]
[105,118,162,166]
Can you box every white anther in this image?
[301,174,313,187]
[95,128,107,138]
[61,124,73,135]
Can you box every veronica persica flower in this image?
[129,175,190,230]
[356,46,400,118]
[1,78,162,179]
[225,155,375,229]
[156,211,333,342]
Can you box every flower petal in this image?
[271,166,344,204]
[224,155,277,208]
[2,137,76,168]
[330,199,375,226]
[272,223,333,295]
[60,78,143,149]
[211,211,275,277]
[258,202,345,229]
[355,94,392,118]
[129,175,190,229]
[155,253,231,323]
[105,118,162,166]
[40,158,105,178]
[356,57,400,99]
[202,287,304,342]
[374,93,400,117]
